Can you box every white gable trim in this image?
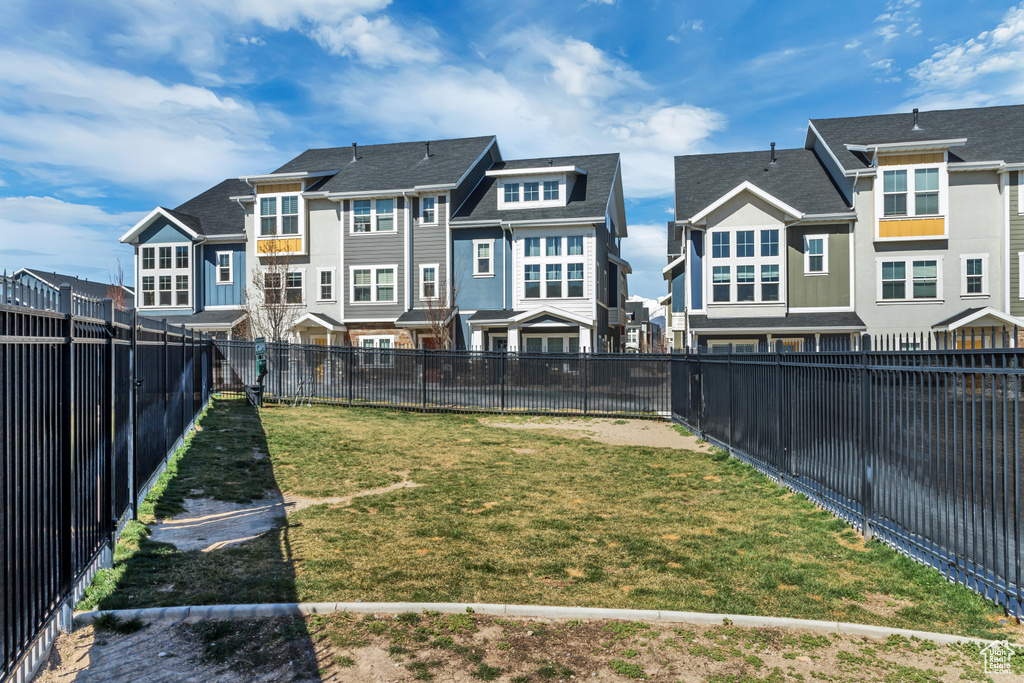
[932,306,1023,332]
[510,305,592,327]
[292,312,347,332]
[119,207,201,244]
[688,181,804,225]
[662,254,685,276]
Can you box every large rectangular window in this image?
[761,265,780,301]
[736,265,755,302]
[281,196,299,234]
[712,266,730,302]
[712,232,730,258]
[524,237,540,257]
[883,170,908,217]
[546,263,562,298]
[141,243,189,308]
[912,260,937,299]
[546,237,561,256]
[350,266,396,303]
[175,246,189,269]
[158,247,171,269]
[760,229,779,257]
[567,263,584,297]
[567,235,583,255]
[524,264,541,298]
[736,231,754,258]
[260,194,300,235]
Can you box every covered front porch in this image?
[932,306,1024,349]
[291,312,347,345]
[467,307,595,352]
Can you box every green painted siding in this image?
[786,224,851,308]
[1011,173,1024,317]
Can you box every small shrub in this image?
[472,662,502,680]
[609,659,647,678]
[432,635,455,649]
[333,655,354,668]
[397,612,422,625]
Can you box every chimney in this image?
[424,141,430,160]
[770,142,777,165]
[912,108,921,131]
[352,142,358,162]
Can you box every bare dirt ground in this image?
[37,612,1015,682]
[483,417,712,452]
[148,477,423,552]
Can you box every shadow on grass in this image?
[78,397,321,679]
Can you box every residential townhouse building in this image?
[624,301,653,352]
[120,137,631,350]
[668,104,1024,351]
[449,153,630,352]
[12,269,136,308]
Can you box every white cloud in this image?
[238,35,266,46]
[0,48,272,196]
[321,32,722,198]
[666,34,680,43]
[907,3,1024,107]
[0,197,139,279]
[872,0,921,42]
[689,20,704,32]
[844,40,861,49]
[308,14,440,66]
[620,222,672,297]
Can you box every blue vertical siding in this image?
[202,243,246,308]
[453,227,511,310]
[689,230,703,310]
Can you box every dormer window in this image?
[874,153,947,241]
[504,183,520,203]
[524,182,539,201]
[494,172,570,210]
[544,181,559,201]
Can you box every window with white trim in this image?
[881,164,944,218]
[960,254,988,297]
[761,264,780,301]
[878,258,941,301]
[760,229,779,257]
[520,234,586,300]
[350,266,397,303]
[705,227,784,305]
[317,268,335,302]
[524,237,540,257]
[352,198,396,233]
[504,183,520,203]
[524,182,539,201]
[522,334,580,353]
[736,231,754,258]
[543,181,558,201]
[421,196,436,224]
[524,264,540,298]
[712,232,730,258]
[216,251,233,285]
[712,266,730,302]
[473,239,493,276]
[1019,253,1024,299]
[804,235,827,275]
[139,242,190,308]
[420,264,438,300]
[260,194,300,235]
[360,335,394,367]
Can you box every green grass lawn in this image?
[82,398,1015,640]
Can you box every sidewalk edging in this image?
[73,602,996,646]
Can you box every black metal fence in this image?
[671,337,1022,620]
[0,283,212,682]
[212,340,672,417]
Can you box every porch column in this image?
[507,326,520,352]
[471,327,484,351]
[579,326,592,352]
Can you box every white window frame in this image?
[497,175,567,210]
[420,263,439,301]
[960,254,989,298]
[874,158,950,240]
[708,340,761,354]
[349,265,399,304]
[473,239,494,277]
[520,334,581,353]
[350,198,398,234]
[518,233,588,302]
[137,241,191,309]
[804,234,828,276]
[215,251,233,285]
[359,334,395,367]
[316,267,336,302]
[705,226,785,305]
[258,191,304,237]
[420,196,438,225]
[875,256,944,303]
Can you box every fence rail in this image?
[671,338,1023,620]
[0,286,212,683]
[212,340,672,417]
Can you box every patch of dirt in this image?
[846,592,914,618]
[148,478,423,552]
[39,613,1015,683]
[484,417,711,451]
[835,532,872,552]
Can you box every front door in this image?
[489,335,508,352]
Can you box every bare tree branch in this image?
[242,242,302,342]
[106,258,128,311]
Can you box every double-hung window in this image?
[260,197,277,235]
[524,237,540,257]
[912,260,938,299]
[805,235,827,274]
[216,252,232,284]
[760,230,779,257]
[376,199,394,231]
[567,263,584,297]
[350,266,396,303]
[546,237,561,256]
[524,264,541,298]
[421,196,436,224]
[318,269,334,301]
[265,271,303,305]
[881,165,943,221]
[546,264,562,298]
[353,200,372,232]
[260,195,300,235]
[567,236,583,255]
[141,243,189,308]
[915,169,939,215]
[712,232,730,258]
[961,255,987,297]
[474,240,493,276]
[352,199,395,232]
[712,266,730,302]
[522,234,585,300]
[879,259,941,301]
[761,265,780,301]
[361,336,394,367]
[736,265,755,302]
[881,261,906,300]
[883,170,908,217]
[420,265,437,300]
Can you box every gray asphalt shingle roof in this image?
[170,179,251,237]
[625,301,649,325]
[674,148,851,222]
[689,312,865,331]
[275,136,496,193]
[810,104,1024,171]
[452,153,619,223]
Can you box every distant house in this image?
[13,268,135,309]
[624,301,653,352]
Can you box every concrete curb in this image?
[74,602,995,646]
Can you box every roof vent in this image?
[770,142,777,165]
[548,158,554,166]
[352,142,358,162]
[424,141,430,160]
[912,108,921,131]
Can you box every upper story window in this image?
[473,239,493,277]
[497,175,567,210]
[736,231,754,258]
[352,198,396,233]
[761,230,779,257]
[420,265,438,300]
[421,197,436,224]
[521,234,586,300]
[139,242,190,308]
[260,195,300,235]
[546,237,561,256]
[878,258,941,302]
[961,254,988,297]
[804,235,827,275]
[216,251,233,285]
[883,170,907,216]
[350,266,396,303]
[524,182,539,201]
[525,237,540,257]
[318,268,335,301]
[881,164,944,218]
[568,236,583,256]
[504,183,520,203]
[264,271,304,305]
[712,232,730,258]
[544,181,559,200]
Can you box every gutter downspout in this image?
[501,221,512,309]
[326,196,345,326]
[403,191,412,312]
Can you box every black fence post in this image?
[129,308,138,515]
[860,333,874,540]
[727,343,734,451]
[421,347,428,412]
[347,345,354,406]
[102,298,116,550]
[57,284,74,630]
[582,350,589,416]
[500,350,506,415]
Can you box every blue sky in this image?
[1,0,1023,298]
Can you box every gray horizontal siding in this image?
[412,195,447,307]
[343,197,405,318]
